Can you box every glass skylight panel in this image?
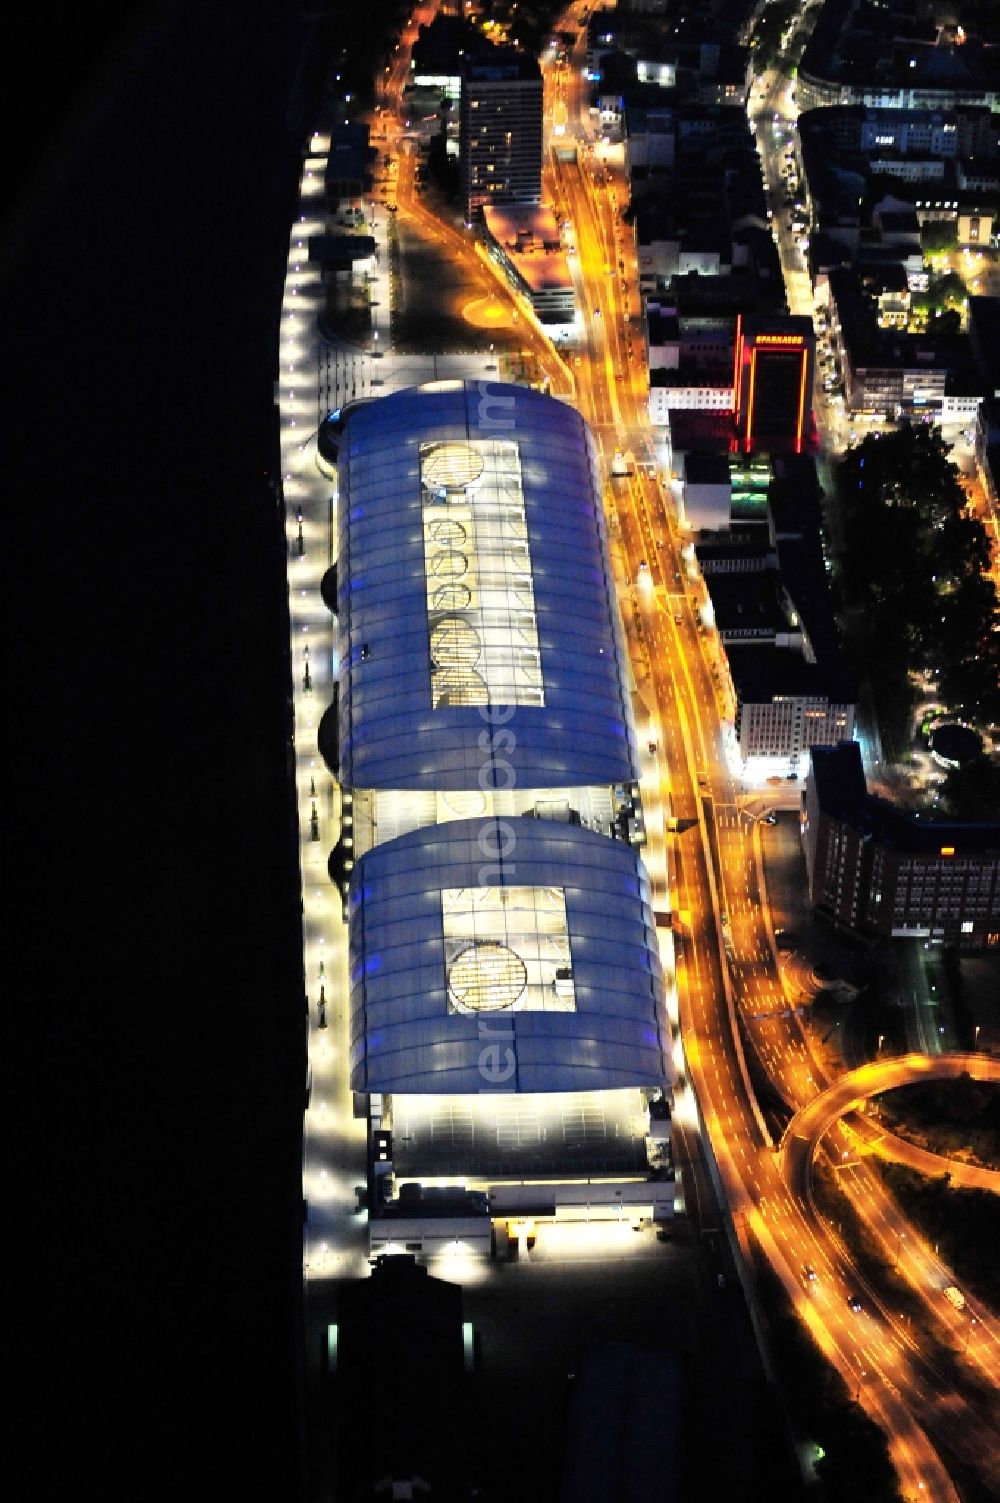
[442,885,575,1014]
[420,439,543,709]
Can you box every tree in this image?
[930,308,962,337]
[749,0,799,69]
[937,629,1000,729]
[921,220,957,255]
[927,269,968,313]
[835,423,1000,738]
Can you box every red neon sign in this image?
[795,346,808,453]
[746,346,758,445]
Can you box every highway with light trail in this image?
[536,6,1000,1497]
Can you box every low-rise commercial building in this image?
[646,304,736,427]
[331,1255,473,1498]
[482,203,575,324]
[325,122,372,207]
[823,265,973,418]
[686,457,857,777]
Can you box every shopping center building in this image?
[325,381,674,1259]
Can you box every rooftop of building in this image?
[726,645,856,706]
[774,532,842,665]
[348,817,669,1096]
[482,204,573,294]
[625,99,677,133]
[336,381,637,792]
[704,570,791,635]
[828,264,972,373]
[634,200,676,240]
[684,451,731,486]
[647,308,681,344]
[767,454,823,539]
[325,122,371,187]
[649,368,734,388]
[695,538,774,567]
[740,313,815,344]
[800,0,999,94]
[461,46,541,84]
[335,1255,469,1499]
[307,234,377,268]
[968,297,1000,393]
[667,410,738,451]
[873,207,920,234]
[411,12,488,74]
[860,262,910,294]
[391,1086,653,1179]
[672,270,787,319]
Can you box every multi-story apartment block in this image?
[803,742,999,949]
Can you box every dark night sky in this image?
[4,4,323,1496]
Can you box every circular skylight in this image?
[448,941,528,1013]
[422,441,485,492]
[442,790,489,818]
[431,582,472,611]
[430,616,482,668]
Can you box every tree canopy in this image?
[836,424,1000,739]
[921,220,957,255]
[749,0,799,69]
[939,755,1000,821]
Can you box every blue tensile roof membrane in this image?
[348,818,670,1095]
[336,381,638,790]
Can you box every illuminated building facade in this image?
[330,383,674,1254]
[459,52,543,221]
[733,315,816,453]
[727,647,856,775]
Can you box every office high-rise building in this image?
[459,50,543,222]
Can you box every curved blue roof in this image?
[337,381,637,790]
[348,817,669,1095]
